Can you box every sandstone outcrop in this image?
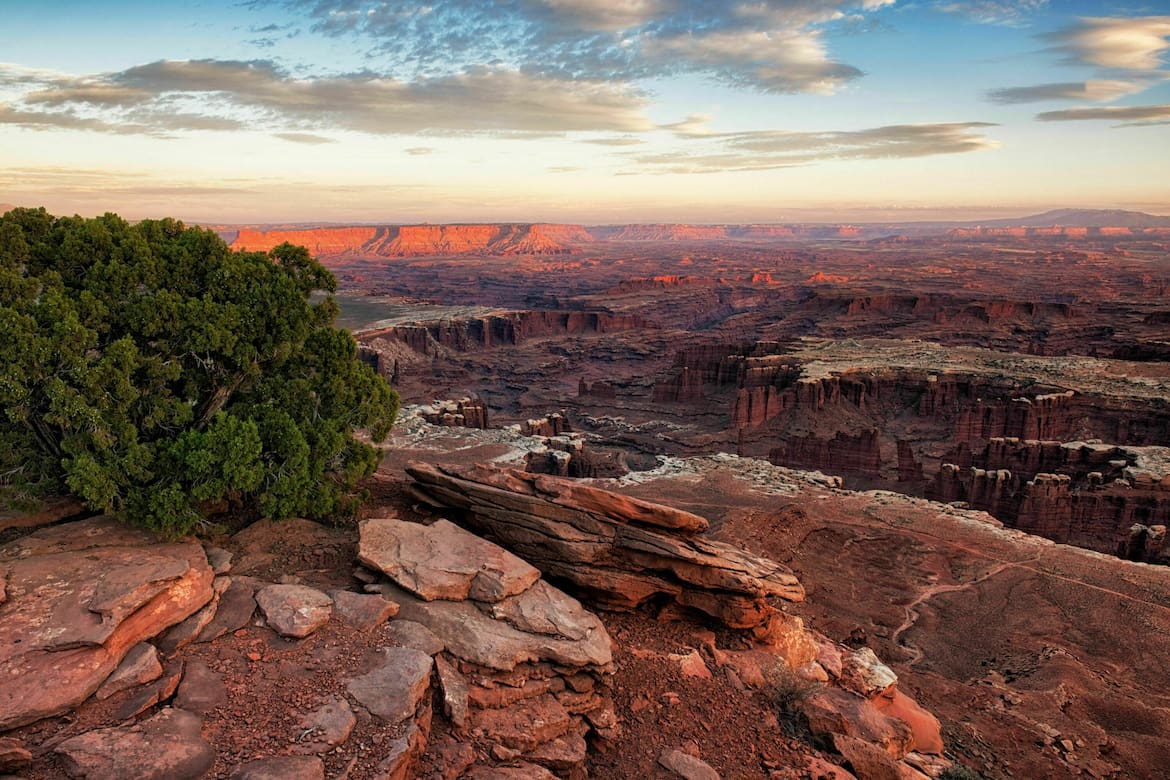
[419,397,490,429]
[232,223,593,258]
[405,460,804,629]
[0,517,214,730]
[356,514,616,777]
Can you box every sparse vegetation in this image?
[940,764,984,780]
[765,662,819,738]
[0,208,398,536]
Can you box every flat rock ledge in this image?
[0,517,214,730]
[358,514,616,778]
[405,460,804,629]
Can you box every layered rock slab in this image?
[357,513,615,777]
[0,517,213,730]
[405,460,804,628]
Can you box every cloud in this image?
[986,79,1147,103]
[580,136,645,146]
[1044,16,1170,72]
[1036,104,1170,123]
[274,131,335,143]
[404,146,433,155]
[268,0,894,94]
[935,1,1048,26]
[628,121,998,173]
[0,59,654,137]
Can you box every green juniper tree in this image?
[0,208,397,537]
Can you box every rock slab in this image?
[358,517,540,603]
[55,707,214,780]
[255,584,333,638]
[0,517,213,730]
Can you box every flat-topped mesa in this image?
[404,461,805,630]
[231,223,593,258]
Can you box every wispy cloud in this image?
[1044,16,1170,72]
[986,80,1147,104]
[0,59,654,137]
[627,122,998,173]
[986,16,1170,110]
[404,146,433,155]
[1036,104,1170,124]
[580,136,645,146]
[935,1,1048,27]
[266,0,896,94]
[274,131,335,144]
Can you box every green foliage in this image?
[0,208,398,536]
[940,765,983,780]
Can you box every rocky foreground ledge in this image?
[1,466,947,780]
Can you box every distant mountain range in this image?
[971,209,1170,228]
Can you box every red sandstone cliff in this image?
[231,223,594,258]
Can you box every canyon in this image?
[4,210,1169,780]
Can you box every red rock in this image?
[658,747,722,780]
[832,734,905,780]
[0,737,31,770]
[229,757,325,780]
[872,689,943,755]
[295,697,356,754]
[374,722,427,780]
[174,658,226,714]
[371,580,612,672]
[255,584,333,638]
[466,763,557,779]
[346,646,433,723]
[112,663,183,721]
[474,693,571,751]
[229,756,324,780]
[358,517,540,603]
[329,589,399,630]
[383,619,445,656]
[195,577,256,643]
[671,650,712,679]
[802,687,915,759]
[95,642,163,700]
[0,517,213,730]
[56,707,214,780]
[435,655,470,728]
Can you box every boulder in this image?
[295,697,356,754]
[346,646,433,723]
[329,589,399,630]
[384,619,445,656]
[196,577,256,642]
[255,584,332,638]
[358,517,540,603]
[658,748,722,780]
[229,756,324,780]
[94,642,162,700]
[55,707,214,780]
[871,689,943,755]
[803,687,915,759]
[370,581,612,672]
[0,517,213,730]
[174,658,226,714]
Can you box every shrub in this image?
[0,208,398,536]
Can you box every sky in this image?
[1,0,1168,224]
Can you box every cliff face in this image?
[359,310,649,356]
[232,223,593,258]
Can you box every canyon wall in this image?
[359,310,649,356]
[232,223,593,258]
